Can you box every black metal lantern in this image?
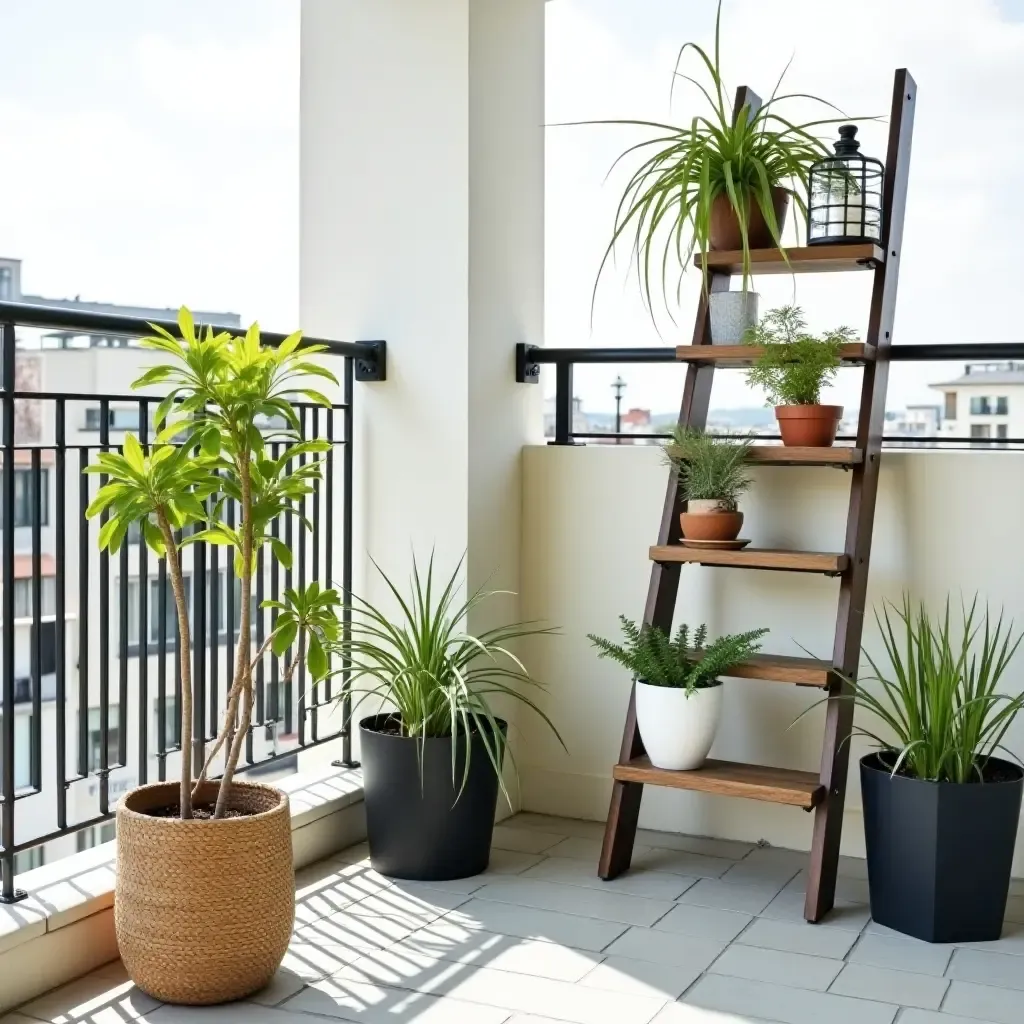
[807,125,883,245]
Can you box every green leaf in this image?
[307,632,329,680]
[200,427,221,457]
[272,619,298,658]
[270,537,293,570]
[278,330,303,357]
[177,306,195,343]
[97,515,122,551]
[123,433,145,473]
[143,518,166,557]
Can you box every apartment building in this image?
[930,361,1024,444]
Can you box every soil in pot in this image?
[775,404,842,447]
[709,187,790,251]
[860,752,1024,943]
[680,500,743,542]
[116,780,294,1004]
[636,680,722,770]
[360,713,507,881]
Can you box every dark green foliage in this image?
[588,616,768,693]
[744,306,855,406]
[663,427,752,509]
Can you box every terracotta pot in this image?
[680,500,743,542]
[709,186,790,251]
[115,780,294,1005]
[775,405,843,448]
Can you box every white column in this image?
[300,0,545,764]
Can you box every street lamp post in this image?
[612,375,626,445]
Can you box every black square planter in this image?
[860,752,1023,943]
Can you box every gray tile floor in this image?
[5,812,1024,1024]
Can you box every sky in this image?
[2,1,1024,414]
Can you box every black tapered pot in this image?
[359,714,507,880]
[860,752,1023,943]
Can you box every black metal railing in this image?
[0,302,385,902]
[517,341,1024,447]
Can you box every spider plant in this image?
[331,553,563,799]
[581,0,865,321]
[798,596,1024,783]
[663,426,753,510]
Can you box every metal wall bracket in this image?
[0,887,27,904]
[355,341,387,382]
[516,343,540,384]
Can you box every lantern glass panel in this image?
[807,125,884,245]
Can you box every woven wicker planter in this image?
[115,780,294,1005]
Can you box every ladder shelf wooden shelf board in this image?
[598,70,916,925]
[745,447,863,466]
[613,757,826,810]
[675,343,873,367]
[650,546,849,574]
[710,652,835,688]
[694,243,884,276]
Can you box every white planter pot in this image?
[708,291,759,345]
[635,679,723,770]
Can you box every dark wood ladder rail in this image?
[598,69,916,923]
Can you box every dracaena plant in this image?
[85,307,341,820]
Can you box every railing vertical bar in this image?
[192,515,207,779]
[269,443,280,724]
[77,448,89,780]
[55,399,67,829]
[118,519,129,768]
[157,551,168,781]
[172,528,182,777]
[310,405,320,742]
[209,509,219,741]
[30,448,42,790]
[296,406,307,749]
[224,500,235,767]
[137,400,149,785]
[324,409,333,704]
[283,457,294,736]
[97,399,110,814]
[341,360,355,766]
[0,321,24,902]
[249,540,264,766]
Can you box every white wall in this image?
[519,445,1024,872]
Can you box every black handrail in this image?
[516,341,1024,445]
[0,301,386,379]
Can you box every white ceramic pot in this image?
[635,679,723,770]
[708,290,759,345]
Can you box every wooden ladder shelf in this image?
[598,69,916,923]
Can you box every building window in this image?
[996,397,1009,416]
[13,577,56,618]
[970,424,992,439]
[84,407,146,432]
[0,713,34,790]
[0,469,49,528]
[14,847,44,874]
[943,392,956,421]
[0,267,12,301]
[153,696,179,751]
[969,397,993,416]
[76,822,116,852]
[87,707,120,773]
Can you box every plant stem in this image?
[192,635,274,796]
[157,508,193,820]
[214,453,254,818]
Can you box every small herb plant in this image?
[744,306,855,406]
[663,427,753,511]
[804,597,1024,784]
[588,616,768,694]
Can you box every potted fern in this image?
[589,617,767,770]
[663,427,752,544]
[744,306,856,447]
[330,554,563,881]
[85,309,340,1004]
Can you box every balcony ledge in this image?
[0,764,365,1013]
